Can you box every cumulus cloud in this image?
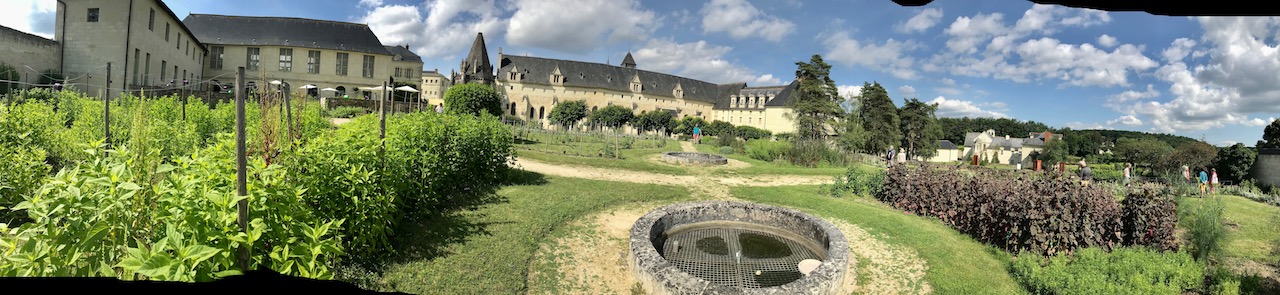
[896,8,943,34]
[633,38,780,85]
[507,0,659,54]
[1,0,55,39]
[822,31,922,79]
[1107,115,1143,126]
[1097,34,1118,48]
[700,0,795,42]
[898,85,917,98]
[1106,84,1161,111]
[928,96,1009,118]
[360,1,506,61]
[1162,38,1197,62]
[837,85,863,99]
[358,0,383,7]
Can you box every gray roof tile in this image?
[498,55,741,104]
[384,45,421,63]
[183,14,391,56]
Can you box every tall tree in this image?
[1113,137,1174,169]
[1162,140,1218,172]
[586,105,633,131]
[898,98,942,160]
[789,55,842,142]
[442,83,502,117]
[834,93,868,154]
[548,100,588,130]
[857,82,901,154]
[1214,143,1256,183]
[1259,118,1280,149]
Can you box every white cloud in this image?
[1065,122,1111,130]
[898,85,917,98]
[940,77,957,86]
[700,0,795,42]
[360,1,506,61]
[358,0,383,7]
[943,12,1008,54]
[1106,84,1160,109]
[1162,38,1197,62]
[1097,34,1118,48]
[672,9,694,26]
[837,85,863,99]
[0,0,55,39]
[822,31,922,79]
[896,8,943,34]
[1107,115,1143,126]
[928,96,1009,118]
[507,0,659,53]
[633,38,780,85]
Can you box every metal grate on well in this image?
[661,227,822,288]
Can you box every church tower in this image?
[621,51,637,69]
[455,32,494,86]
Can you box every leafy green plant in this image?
[1011,247,1203,295]
[826,165,884,198]
[745,139,790,162]
[326,106,367,118]
[443,83,502,117]
[1181,194,1227,262]
[718,146,734,155]
[0,145,48,225]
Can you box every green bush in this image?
[1011,247,1203,295]
[734,125,772,140]
[786,140,844,167]
[327,106,367,118]
[443,83,502,117]
[827,165,885,198]
[745,139,790,161]
[1181,195,1227,261]
[718,146,734,155]
[0,145,48,225]
[0,142,343,281]
[386,112,513,214]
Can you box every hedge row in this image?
[879,163,1177,256]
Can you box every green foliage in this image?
[383,112,513,216]
[1034,136,1070,165]
[716,132,739,150]
[548,100,587,130]
[1258,118,1280,149]
[1163,141,1218,173]
[789,55,842,142]
[671,116,708,136]
[1181,195,1227,261]
[857,82,901,154]
[879,163,1182,255]
[826,165,885,198]
[718,146,734,155]
[1011,247,1203,295]
[0,143,343,281]
[585,105,633,130]
[443,83,502,117]
[733,125,772,140]
[786,139,840,167]
[1114,137,1175,169]
[1120,185,1179,251]
[745,139,790,162]
[703,120,734,137]
[0,62,18,96]
[1214,143,1256,183]
[0,145,48,225]
[898,98,942,160]
[834,113,868,155]
[633,110,675,135]
[326,106,367,118]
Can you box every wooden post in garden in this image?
[234,67,250,271]
[283,81,293,141]
[380,80,387,140]
[104,63,112,150]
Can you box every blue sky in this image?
[6,0,1279,147]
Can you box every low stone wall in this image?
[661,152,728,166]
[323,97,432,113]
[1254,148,1280,188]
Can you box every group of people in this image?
[1076,160,1135,188]
[1183,165,1219,195]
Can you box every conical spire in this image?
[464,32,491,72]
[621,51,636,69]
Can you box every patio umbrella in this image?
[319,88,338,92]
[299,84,317,89]
[393,85,419,93]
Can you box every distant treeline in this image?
[937,117,1200,157]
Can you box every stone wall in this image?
[0,25,61,88]
[1253,148,1280,188]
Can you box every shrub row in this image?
[879,163,1178,256]
[745,139,790,161]
[1011,247,1203,295]
[284,111,513,260]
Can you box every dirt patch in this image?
[513,157,697,187]
[718,175,835,187]
[828,218,933,295]
[330,118,352,126]
[527,205,660,295]
[1225,258,1280,292]
[646,153,752,170]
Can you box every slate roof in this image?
[183,14,391,56]
[384,45,421,63]
[621,52,636,67]
[938,140,959,150]
[497,55,747,105]
[713,81,799,109]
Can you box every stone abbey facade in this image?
[451,33,800,134]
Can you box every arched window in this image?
[591,106,597,113]
[509,102,516,116]
[528,107,535,119]
[539,106,545,119]
[335,86,346,97]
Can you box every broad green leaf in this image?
[115,256,143,271]
[98,261,117,277]
[184,245,220,264]
[134,254,173,279]
[213,269,242,278]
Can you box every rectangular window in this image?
[362,55,375,78]
[395,68,401,78]
[186,41,190,56]
[246,47,260,71]
[148,9,155,31]
[209,46,223,70]
[132,49,139,85]
[307,50,320,74]
[144,53,151,85]
[278,48,293,72]
[177,34,181,49]
[173,65,177,80]
[335,53,349,76]
[87,8,99,22]
[160,60,167,83]
[165,23,170,42]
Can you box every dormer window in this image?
[508,67,524,81]
[550,66,565,84]
[673,83,684,98]
[630,75,642,92]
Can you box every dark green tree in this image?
[0,62,18,95]
[1114,137,1174,169]
[704,120,734,137]
[586,105,634,131]
[857,82,901,154]
[442,83,502,117]
[548,100,588,130]
[1213,143,1256,183]
[789,55,842,142]
[1034,136,1069,165]
[672,116,709,135]
[834,95,868,154]
[898,98,943,160]
[634,110,675,135]
[1259,118,1280,149]
[1161,141,1218,173]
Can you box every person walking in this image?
[1198,167,1209,196]
[1078,160,1094,186]
[1123,163,1132,187]
[1210,168,1219,193]
[693,125,701,144]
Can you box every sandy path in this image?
[512,157,834,189]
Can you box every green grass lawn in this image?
[693,143,851,177]
[365,172,690,294]
[1179,194,1280,265]
[731,185,1027,294]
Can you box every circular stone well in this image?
[629,201,850,294]
[662,152,729,166]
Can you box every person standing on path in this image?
[1199,167,1209,196]
[1123,163,1132,187]
[693,125,701,144]
[1210,168,1219,193]
[1078,160,1094,187]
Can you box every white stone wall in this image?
[56,0,206,96]
[497,80,716,129]
[202,44,407,99]
[0,26,60,87]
